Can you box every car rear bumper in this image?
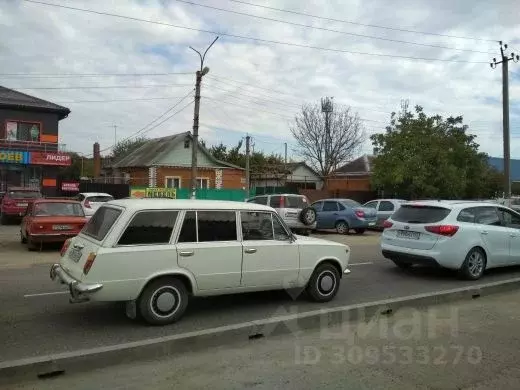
[381,242,462,269]
[382,249,441,267]
[351,219,377,229]
[29,232,79,243]
[50,264,103,303]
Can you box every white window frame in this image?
[196,177,210,189]
[164,176,182,189]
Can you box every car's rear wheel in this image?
[0,213,7,225]
[459,247,486,280]
[300,207,317,226]
[20,231,27,244]
[27,235,37,251]
[138,277,189,325]
[335,221,349,234]
[354,228,366,235]
[306,263,341,302]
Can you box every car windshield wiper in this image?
[406,220,422,223]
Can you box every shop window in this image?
[6,121,41,142]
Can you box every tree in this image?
[370,105,502,199]
[111,137,148,162]
[290,102,365,177]
[59,153,94,179]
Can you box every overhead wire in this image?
[0,72,192,78]
[175,0,495,54]
[22,0,489,64]
[9,84,192,90]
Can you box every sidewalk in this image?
[8,290,520,390]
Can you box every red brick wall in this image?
[326,175,372,191]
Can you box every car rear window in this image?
[8,191,41,199]
[34,202,84,217]
[82,206,121,241]
[87,196,113,203]
[391,205,451,223]
[285,196,307,209]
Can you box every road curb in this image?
[2,276,520,384]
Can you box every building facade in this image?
[104,132,245,190]
[0,87,71,193]
[327,154,373,191]
[252,162,323,191]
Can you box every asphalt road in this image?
[2,225,520,363]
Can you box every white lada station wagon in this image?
[51,199,351,325]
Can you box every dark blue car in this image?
[311,198,378,234]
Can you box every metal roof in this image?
[0,86,70,119]
[111,132,243,170]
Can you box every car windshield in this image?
[87,195,113,203]
[34,202,84,217]
[341,199,361,208]
[8,191,40,199]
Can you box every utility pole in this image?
[190,36,219,199]
[321,97,334,184]
[245,135,251,199]
[284,142,288,166]
[491,41,519,199]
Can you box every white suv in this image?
[76,192,114,218]
[381,200,520,280]
[50,199,350,325]
[246,194,317,235]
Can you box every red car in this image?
[20,199,88,250]
[1,187,42,224]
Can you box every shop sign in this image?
[30,152,72,166]
[61,181,80,192]
[145,187,176,199]
[0,150,30,164]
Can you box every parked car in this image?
[246,194,317,235]
[0,187,42,224]
[381,200,520,280]
[76,192,114,218]
[311,198,378,234]
[50,199,350,325]
[20,199,87,251]
[363,199,407,228]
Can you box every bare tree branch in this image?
[290,102,366,178]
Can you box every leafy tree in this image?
[59,153,94,179]
[112,137,148,162]
[371,105,501,199]
[290,102,365,177]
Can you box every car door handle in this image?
[244,248,257,254]
[480,231,488,235]
[179,251,194,257]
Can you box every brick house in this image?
[105,132,245,190]
[0,86,72,194]
[327,154,374,191]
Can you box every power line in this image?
[0,72,192,78]
[225,0,497,43]
[22,0,489,64]
[202,96,293,119]
[54,96,186,104]
[94,90,194,155]
[175,0,494,55]
[9,84,192,90]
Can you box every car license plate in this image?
[397,230,420,240]
[17,203,28,207]
[69,249,82,263]
[53,225,71,231]
[369,222,376,226]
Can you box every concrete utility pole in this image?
[491,41,519,199]
[284,142,288,166]
[245,135,251,198]
[321,97,334,179]
[190,36,219,199]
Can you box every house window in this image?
[197,178,209,189]
[165,176,181,189]
[5,121,41,142]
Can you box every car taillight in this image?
[83,253,97,275]
[3,198,14,206]
[280,196,285,208]
[355,210,365,218]
[84,199,91,208]
[425,225,459,237]
[383,220,393,229]
[60,239,71,257]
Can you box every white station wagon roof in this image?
[107,198,274,211]
[403,200,501,209]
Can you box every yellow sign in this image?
[130,188,146,198]
[144,187,176,199]
[0,150,27,164]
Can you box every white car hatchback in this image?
[50,199,351,325]
[76,192,114,218]
[381,200,520,280]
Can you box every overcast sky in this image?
[1,0,519,160]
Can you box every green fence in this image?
[130,186,248,202]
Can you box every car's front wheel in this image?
[306,263,341,302]
[354,228,366,235]
[335,221,349,234]
[138,277,189,325]
[459,247,486,280]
